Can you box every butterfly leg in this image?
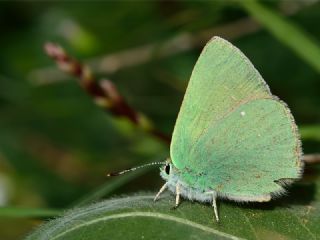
[173,183,181,209]
[212,194,219,222]
[154,182,168,202]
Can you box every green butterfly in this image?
[153,36,303,221]
[108,36,303,222]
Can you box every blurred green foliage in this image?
[0,1,319,239]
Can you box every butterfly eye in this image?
[165,164,170,175]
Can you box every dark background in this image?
[0,1,319,239]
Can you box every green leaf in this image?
[300,125,320,142]
[26,168,320,240]
[239,0,320,74]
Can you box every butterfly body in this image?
[160,163,213,203]
[154,36,303,221]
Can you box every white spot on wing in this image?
[240,111,246,116]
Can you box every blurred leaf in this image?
[0,207,60,218]
[300,125,320,142]
[0,218,39,240]
[56,19,100,54]
[26,167,320,240]
[240,0,320,74]
[1,1,320,239]
[71,167,150,207]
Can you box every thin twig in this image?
[44,43,171,144]
[31,18,261,84]
[31,0,315,85]
[303,154,320,165]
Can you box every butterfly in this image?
[108,36,303,222]
[153,36,303,221]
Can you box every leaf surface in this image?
[26,172,320,240]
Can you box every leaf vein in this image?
[50,211,245,240]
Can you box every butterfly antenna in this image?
[107,161,166,177]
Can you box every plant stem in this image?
[44,43,171,144]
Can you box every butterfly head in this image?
[160,158,177,181]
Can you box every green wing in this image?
[171,36,271,170]
[170,37,302,200]
[186,98,302,200]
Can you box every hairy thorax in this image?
[160,165,214,203]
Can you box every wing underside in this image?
[171,37,271,170]
[170,37,302,200]
[187,98,302,199]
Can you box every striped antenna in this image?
[107,161,166,177]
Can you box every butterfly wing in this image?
[190,98,302,200]
[170,37,302,200]
[171,36,271,170]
